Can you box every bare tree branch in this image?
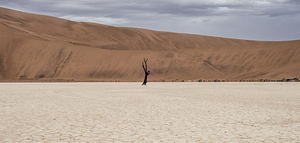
[142,58,150,85]
[142,62,146,71]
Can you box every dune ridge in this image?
[0,7,300,82]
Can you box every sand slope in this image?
[0,7,300,81]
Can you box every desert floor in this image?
[0,82,299,143]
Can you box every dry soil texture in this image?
[0,82,299,142]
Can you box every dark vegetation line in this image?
[0,78,299,82]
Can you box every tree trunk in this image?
[142,58,150,85]
[143,73,148,85]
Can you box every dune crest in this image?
[0,7,300,81]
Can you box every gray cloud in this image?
[0,0,300,40]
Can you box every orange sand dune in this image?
[0,7,300,81]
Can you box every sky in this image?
[1,0,300,41]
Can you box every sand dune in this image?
[0,7,300,81]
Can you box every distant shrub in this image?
[38,74,45,78]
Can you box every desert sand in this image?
[0,82,299,142]
[0,7,300,82]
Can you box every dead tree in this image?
[142,58,150,85]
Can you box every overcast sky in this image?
[1,0,300,41]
